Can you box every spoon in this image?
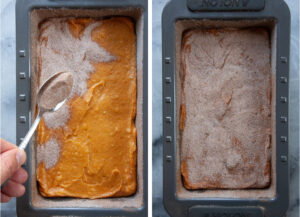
[19,71,73,150]
[0,72,73,190]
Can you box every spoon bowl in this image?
[18,71,73,150]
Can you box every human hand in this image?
[0,139,28,203]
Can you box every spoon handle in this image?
[19,112,42,150]
[1,113,42,190]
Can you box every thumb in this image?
[1,148,26,184]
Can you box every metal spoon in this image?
[0,72,73,190]
[19,71,73,150]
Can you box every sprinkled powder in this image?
[38,18,115,129]
[37,139,61,169]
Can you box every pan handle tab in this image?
[187,0,265,11]
[188,206,265,217]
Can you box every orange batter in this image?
[36,17,137,198]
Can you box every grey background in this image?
[152,0,299,217]
[0,0,298,216]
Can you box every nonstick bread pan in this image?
[16,0,148,216]
[162,0,290,216]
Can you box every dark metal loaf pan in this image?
[162,0,290,216]
[16,0,148,216]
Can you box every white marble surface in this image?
[0,0,298,216]
[1,0,17,216]
[152,0,299,216]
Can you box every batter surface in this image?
[180,28,271,189]
[36,17,137,198]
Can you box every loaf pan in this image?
[16,0,148,216]
[162,0,290,216]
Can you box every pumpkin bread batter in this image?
[180,28,271,190]
[36,17,137,198]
